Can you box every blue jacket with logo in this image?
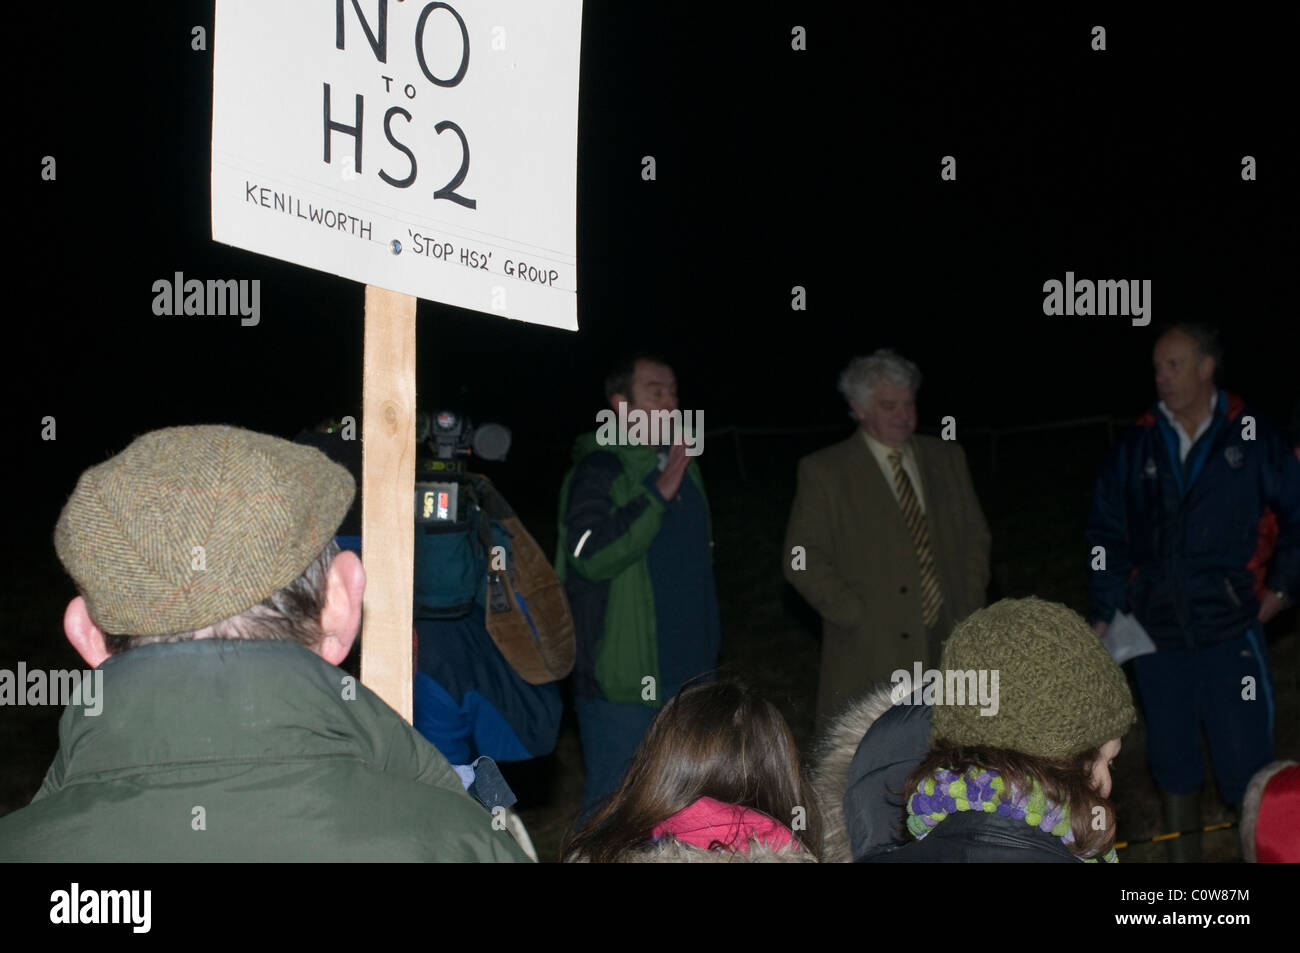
[1087,391,1300,651]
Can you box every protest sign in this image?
[213,0,582,329]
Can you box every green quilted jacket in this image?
[0,640,531,862]
[554,433,710,705]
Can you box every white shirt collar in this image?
[861,430,927,511]
[862,429,910,462]
[1157,393,1217,463]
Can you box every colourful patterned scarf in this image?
[906,765,1118,863]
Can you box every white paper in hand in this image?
[1102,610,1157,665]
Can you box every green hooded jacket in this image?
[0,640,532,862]
[554,432,710,706]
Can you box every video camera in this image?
[415,410,511,524]
[418,410,511,466]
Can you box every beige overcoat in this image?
[783,432,991,725]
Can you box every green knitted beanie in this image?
[54,425,355,637]
[930,597,1135,758]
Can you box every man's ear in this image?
[609,392,629,413]
[317,550,365,666]
[1198,355,1216,385]
[64,597,110,668]
[849,401,867,423]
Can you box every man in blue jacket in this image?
[1087,323,1300,861]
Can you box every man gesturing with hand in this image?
[556,354,720,813]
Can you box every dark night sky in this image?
[8,4,1298,558]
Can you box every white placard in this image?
[212,0,582,330]
[1102,610,1157,666]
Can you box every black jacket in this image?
[864,810,1081,863]
[843,693,932,861]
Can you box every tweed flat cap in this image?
[54,425,355,636]
[930,597,1135,758]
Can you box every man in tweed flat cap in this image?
[0,425,530,862]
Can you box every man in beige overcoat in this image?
[784,350,991,726]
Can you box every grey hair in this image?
[103,539,341,655]
[837,349,921,416]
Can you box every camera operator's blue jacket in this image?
[1087,390,1300,650]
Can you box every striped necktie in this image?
[888,449,942,627]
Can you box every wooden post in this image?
[360,285,417,723]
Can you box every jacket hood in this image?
[566,798,815,863]
[810,685,898,862]
[1241,760,1300,863]
[650,796,798,854]
[811,684,933,862]
[622,836,817,863]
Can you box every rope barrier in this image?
[1114,820,1236,850]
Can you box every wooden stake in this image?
[360,285,417,723]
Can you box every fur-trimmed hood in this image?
[809,684,933,862]
[567,796,819,863]
[809,686,896,863]
[619,837,818,863]
[566,836,817,863]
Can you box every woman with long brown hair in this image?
[563,680,822,862]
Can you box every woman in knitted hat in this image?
[562,680,822,862]
[870,597,1136,863]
